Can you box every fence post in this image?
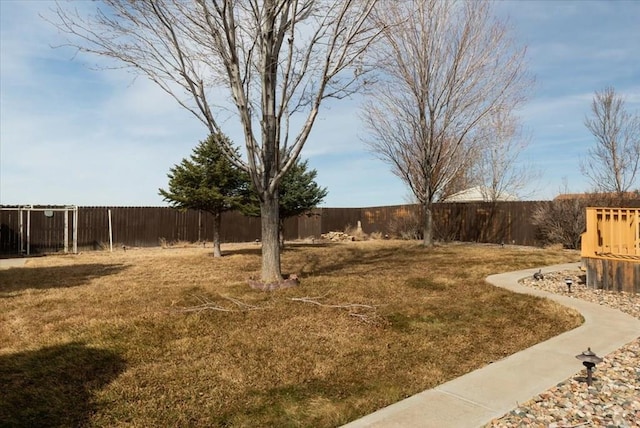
[108,209,113,252]
[26,209,31,256]
[73,206,78,254]
[64,208,69,253]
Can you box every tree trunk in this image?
[260,193,283,283]
[422,203,434,246]
[212,211,222,258]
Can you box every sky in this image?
[1,0,639,208]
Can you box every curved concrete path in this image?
[343,263,640,428]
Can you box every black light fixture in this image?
[575,347,603,386]
[564,277,573,293]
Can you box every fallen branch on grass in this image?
[175,295,267,313]
[289,296,376,310]
[175,294,381,324]
[289,295,382,325]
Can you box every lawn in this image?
[0,241,582,427]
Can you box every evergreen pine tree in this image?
[242,158,328,247]
[159,134,248,257]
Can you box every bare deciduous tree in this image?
[471,110,537,202]
[52,0,380,284]
[581,86,640,202]
[531,198,587,250]
[361,0,531,245]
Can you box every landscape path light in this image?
[564,277,573,293]
[575,347,603,386]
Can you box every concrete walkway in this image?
[0,258,27,269]
[343,263,640,428]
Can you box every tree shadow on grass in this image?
[216,247,262,257]
[297,244,428,278]
[0,264,127,297]
[282,242,332,250]
[218,242,332,258]
[0,342,126,427]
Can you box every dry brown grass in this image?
[0,241,582,427]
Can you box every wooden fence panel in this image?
[508,201,539,246]
[0,211,21,254]
[434,204,462,241]
[29,210,66,253]
[220,211,262,243]
[78,207,109,250]
[362,205,416,234]
[297,210,322,239]
[319,208,363,234]
[0,201,583,255]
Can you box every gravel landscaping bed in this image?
[486,270,640,428]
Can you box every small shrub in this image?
[531,199,587,249]
[96,241,110,251]
[369,231,384,240]
[158,238,192,248]
[388,211,423,240]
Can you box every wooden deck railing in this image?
[581,207,639,293]
[581,207,640,259]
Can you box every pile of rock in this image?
[320,231,355,242]
[523,270,640,319]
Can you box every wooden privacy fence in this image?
[1,202,540,255]
[581,207,640,293]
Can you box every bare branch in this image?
[174,294,268,313]
[469,109,539,201]
[290,295,382,324]
[581,86,640,200]
[224,295,269,310]
[290,295,376,310]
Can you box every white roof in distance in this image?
[443,186,517,202]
